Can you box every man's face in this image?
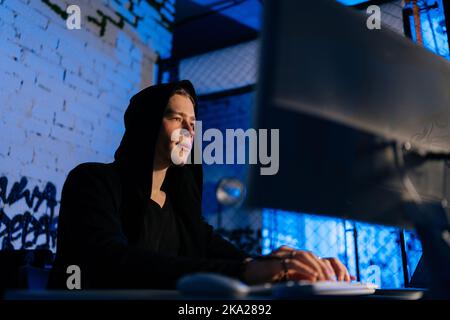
[155,94,196,166]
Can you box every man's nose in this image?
[182,121,195,137]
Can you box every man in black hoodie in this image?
[48,80,352,289]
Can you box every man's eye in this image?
[173,117,182,121]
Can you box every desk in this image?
[2,289,424,300]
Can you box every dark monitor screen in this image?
[246,0,450,227]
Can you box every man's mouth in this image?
[177,141,192,152]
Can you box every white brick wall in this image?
[0,0,174,250]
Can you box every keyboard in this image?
[249,280,378,297]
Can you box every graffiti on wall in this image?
[0,176,58,251]
[41,0,174,37]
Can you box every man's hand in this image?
[241,246,356,285]
[269,246,356,282]
[242,256,318,285]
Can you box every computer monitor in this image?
[245,0,450,228]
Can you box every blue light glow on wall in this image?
[336,0,369,5]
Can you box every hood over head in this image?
[113,80,204,248]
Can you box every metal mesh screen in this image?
[355,223,405,288]
[179,40,258,95]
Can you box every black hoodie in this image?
[48,80,249,289]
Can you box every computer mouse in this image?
[176,272,251,297]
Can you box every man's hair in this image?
[171,87,195,107]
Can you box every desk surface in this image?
[2,289,425,300]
